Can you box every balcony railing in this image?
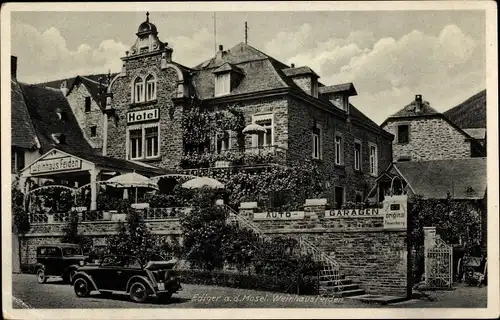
[180,145,287,169]
[28,207,191,224]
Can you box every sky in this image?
[10,10,486,124]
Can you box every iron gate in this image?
[425,237,453,288]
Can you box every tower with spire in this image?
[123,12,173,62]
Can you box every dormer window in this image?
[146,74,156,101]
[133,77,144,103]
[51,133,66,145]
[56,109,67,121]
[215,73,231,97]
[213,63,244,97]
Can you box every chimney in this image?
[60,81,68,96]
[216,45,225,60]
[11,56,17,79]
[415,94,422,113]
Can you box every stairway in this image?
[226,206,366,298]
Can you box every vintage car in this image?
[35,243,87,284]
[72,255,182,303]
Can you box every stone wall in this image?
[240,198,411,297]
[106,54,184,170]
[287,96,393,203]
[19,219,182,265]
[66,82,104,150]
[232,96,289,151]
[383,117,471,161]
[19,196,410,297]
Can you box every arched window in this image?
[146,74,156,101]
[133,77,144,103]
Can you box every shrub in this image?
[178,269,319,295]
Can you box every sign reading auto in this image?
[30,157,82,174]
[127,108,159,124]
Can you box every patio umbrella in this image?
[242,123,266,134]
[104,172,158,203]
[181,177,225,189]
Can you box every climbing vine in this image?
[182,103,245,151]
[184,160,327,210]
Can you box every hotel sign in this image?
[127,108,159,124]
[324,208,382,218]
[30,157,82,174]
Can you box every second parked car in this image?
[35,243,87,284]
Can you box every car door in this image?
[95,256,123,291]
[45,247,63,276]
[116,256,143,292]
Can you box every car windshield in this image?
[62,247,82,256]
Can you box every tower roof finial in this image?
[146,11,149,22]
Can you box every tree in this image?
[106,210,158,263]
[409,194,482,281]
[180,187,229,270]
[61,212,92,251]
[12,176,30,270]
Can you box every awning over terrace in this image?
[19,148,172,210]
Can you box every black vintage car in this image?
[72,255,182,303]
[35,244,87,284]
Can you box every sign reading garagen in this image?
[324,208,382,218]
[30,157,82,174]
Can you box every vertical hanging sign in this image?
[383,194,407,230]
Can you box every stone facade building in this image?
[102,14,394,206]
[40,73,116,154]
[381,94,486,162]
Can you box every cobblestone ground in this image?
[10,273,487,309]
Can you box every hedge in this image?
[178,269,319,295]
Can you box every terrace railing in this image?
[28,207,192,224]
[181,145,288,170]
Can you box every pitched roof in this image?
[53,146,171,176]
[213,62,243,74]
[11,79,40,149]
[191,42,388,137]
[389,99,440,118]
[193,42,288,70]
[191,56,291,100]
[20,83,94,154]
[349,104,383,131]
[394,158,486,200]
[282,66,319,78]
[67,76,108,110]
[38,73,114,90]
[443,90,486,128]
[318,82,357,96]
[463,128,486,140]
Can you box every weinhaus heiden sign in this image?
[127,108,159,124]
[30,157,82,174]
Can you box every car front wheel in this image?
[36,269,46,284]
[74,278,91,297]
[129,282,149,303]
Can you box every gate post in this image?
[423,226,436,287]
